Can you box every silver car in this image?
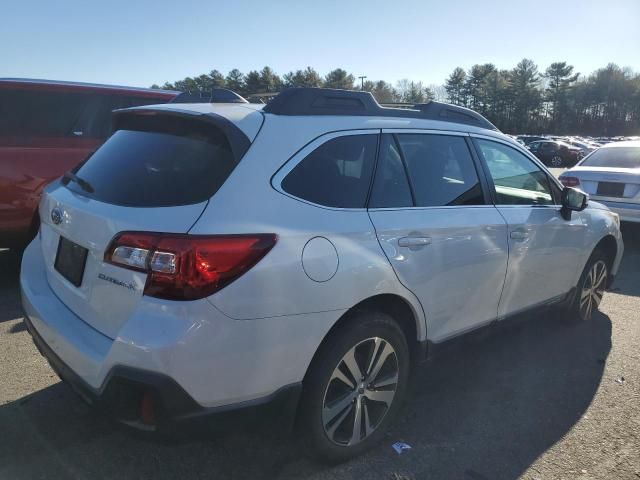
[20,88,623,461]
[560,140,640,222]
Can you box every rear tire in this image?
[567,251,609,321]
[298,311,410,463]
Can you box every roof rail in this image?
[170,88,248,104]
[263,88,497,131]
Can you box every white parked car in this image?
[560,140,640,223]
[21,88,623,461]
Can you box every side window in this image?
[72,94,114,139]
[0,89,90,138]
[281,134,377,208]
[476,139,554,206]
[396,134,485,207]
[369,134,413,208]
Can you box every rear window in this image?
[581,147,640,168]
[0,88,172,139]
[65,115,237,207]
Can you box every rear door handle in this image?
[398,236,432,248]
[510,230,529,240]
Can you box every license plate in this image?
[597,182,625,197]
[54,237,88,287]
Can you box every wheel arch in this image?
[593,234,618,285]
[305,294,426,382]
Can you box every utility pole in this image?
[358,75,367,90]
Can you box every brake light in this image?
[105,232,277,300]
[560,176,580,187]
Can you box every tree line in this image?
[153,61,640,135]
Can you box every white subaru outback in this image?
[21,88,623,461]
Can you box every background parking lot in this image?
[1,222,639,480]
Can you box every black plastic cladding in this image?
[263,87,498,131]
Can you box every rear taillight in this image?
[105,232,277,300]
[560,176,580,187]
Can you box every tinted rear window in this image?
[65,115,237,207]
[0,88,172,139]
[581,147,640,168]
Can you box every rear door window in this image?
[369,134,413,208]
[281,134,377,208]
[394,133,485,207]
[65,115,237,207]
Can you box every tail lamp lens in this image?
[560,176,580,187]
[104,232,277,300]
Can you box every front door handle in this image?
[398,236,432,248]
[510,230,529,240]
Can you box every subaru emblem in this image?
[51,207,63,225]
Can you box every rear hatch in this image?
[38,107,257,339]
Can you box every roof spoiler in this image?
[111,108,251,161]
[170,88,248,104]
[263,88,497,130]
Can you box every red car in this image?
[0,78,178,248]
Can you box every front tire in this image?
[299,311,410,463]
[570,252,609,321]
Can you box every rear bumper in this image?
[595,200,640,223]
[23,312,300,434]
[20,236,338,431]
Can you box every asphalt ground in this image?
[1,210,638,479]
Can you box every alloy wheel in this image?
[579,260,607,320]
[551,155,563,167]
[321,337,399,446]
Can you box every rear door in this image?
[38,111,244,339]
[368,131,508,342]
[472,136,587,317]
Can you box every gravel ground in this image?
[0,223,638,480]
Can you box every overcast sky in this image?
[2,0,639,88]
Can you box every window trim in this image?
[367,129,492,211]
[470,134,564,208]
[271,129,380,211]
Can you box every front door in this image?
[472,136,587,318]
[368,131,509,343]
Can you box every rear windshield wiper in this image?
[62,171,94,193]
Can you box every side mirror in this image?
[561,187,588,219]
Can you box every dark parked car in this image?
[516,135,547,145]
[527,140,584,167]
[0,78,179,248]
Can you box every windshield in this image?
[581,146,640,168]
[64,115,238,207]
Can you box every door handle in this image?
[398,236,432,248]
[510,230,529,240]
